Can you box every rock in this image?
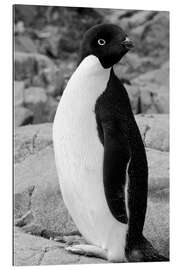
[30,96,58,124]
[14,144,168,247]
[14,116,169,162]
[14,227,105,266]
[59,60,76,92]
[14,113,169,258]
[15,146,76,235]
[133,61,169,89]
[15,210,34,227]
[15,52,64,96]
[15,35,38,53]
[152,85,169,113]
[14,187,35,219]
[144,197,169,258]
[146,148,169,192]
[38,25,78,57]
[59,35,79,53]
[44,96,58,122]
[132,62,169,113]
[37,25,61,58]
[24,87,47,105]
[14,200,169,265]
[130,12,169,67]
[124,83,140,114]
[139,12,169,64]
[14,5,38,27]
[135,114,169,151]
[41,244,106,265]
[14,117,169,260]
[104,9,137,27]
[113,51,165,114]
[23,87,49,124]
[14,21,25,34]
[128,11,157,28]
[14,81,25,106]
[139,85,169,114]
[23,87,58,124]
[113,55,167,115]
[15,52,38,81]
[41,68,64,97]
[14,123,52,163]
[114,52,161,81]
[15,106,34,127]
[14,227,63,266]
[121,11,157,29]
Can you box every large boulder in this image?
[14,81,25,107]
[146,148,169,192]
[15,106,34,127]
[14,5,39,26]
[135,114,169,151]
[125,11,157,28]
[14,83,58,125]
[114,61,169,115]
[113,52,161,82]
[14,146,76,235]
[133,62,169,92]
[15,52,64,97]
[15,34,38,53]
[24,86,47,105]
[14,123,52,163]
[24,86,47,124]
[144,195,169,258]
[14,227,105,266]
[132,62,169,114]
[136,12,169,65]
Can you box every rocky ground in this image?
[13,5,169,266]
[14,115,169,265]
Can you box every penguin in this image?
[53,24,167,262]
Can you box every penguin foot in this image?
[54,235,86,246]
[65,244,107,260]
[127,236,169,262]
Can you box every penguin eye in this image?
[97,39,106,46]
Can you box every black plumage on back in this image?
[95,68,148,251]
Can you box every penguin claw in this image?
[65,245,85,255]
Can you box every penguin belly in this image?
[53,55,128,260]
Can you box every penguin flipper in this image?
[102,120,131,223]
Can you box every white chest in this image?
[53,55,110,172]
[53,55,111,235]
[53,56,128,256]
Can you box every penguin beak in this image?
[121,37,134,50]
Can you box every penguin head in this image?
[78,24,134,69]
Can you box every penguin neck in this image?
[62,55,111,113]
[77,55,111,76]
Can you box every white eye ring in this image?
[98,39,106,46]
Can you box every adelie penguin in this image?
[53,24,167,262]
